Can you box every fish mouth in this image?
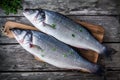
[23,8,43,14]
[23,9,32,15]
[23,8,29,12]
[11,29,22,36]
[23,8,45,23]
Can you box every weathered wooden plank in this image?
[0,0,120,16]
[103,43,120,70]
[0,43,119,71]
[0,45,58,71]
[0,16,120,43]
[0,71,120,80]
[0,72,104,80]
[105,71,120,80]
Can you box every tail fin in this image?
[101,46,117,58]
[93,66,105,76]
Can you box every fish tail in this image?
[101,46,117,58]
[93,65,105,76]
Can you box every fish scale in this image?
[23,9,106,54]
[45,10,97,45]
[11,29,101,74]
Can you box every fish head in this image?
[23,9,45,23]
[11,29,32,45]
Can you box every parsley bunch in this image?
[0,0,22,15]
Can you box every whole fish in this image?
[23,9,115,57]
[11,28,103,74]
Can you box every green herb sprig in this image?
[72,34,75,37]
[51,24,56,29]
[0,0,22,15]
[63,53,67,57]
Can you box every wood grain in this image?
[0,71,119,80]
[0,72,105,80]
[0,0,119,16]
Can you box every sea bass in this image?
[11,28,102,74]
[23,9,115,57]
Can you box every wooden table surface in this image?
[0,0,120,80]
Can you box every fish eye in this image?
[40,12,45,18]
[28,10,37,15]
[29,10,34,14]
[41,13,44,15]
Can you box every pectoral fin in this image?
[42,22,56,29]
[34,55,44,62]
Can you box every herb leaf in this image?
[0,0,22,15]
[41,49,44,52]
[63,54,67,57]
[51,24,56,29]
[52,48,57,51]
[79,29,82,32]
[72,34,75,37]
[69,50,73,54]
[41,54,45,57]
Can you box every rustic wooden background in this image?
[0,0,120,80]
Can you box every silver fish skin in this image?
[23,9,111,56]
[11,29,101,74]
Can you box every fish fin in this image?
[29,43,35,48]
[19,39,24,43]
[93,66,105,76]
[30,43,43,50]
[42,22,56,29]
[34,55,44,62]
[101,46,117,58]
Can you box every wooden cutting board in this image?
[4,19,104,63]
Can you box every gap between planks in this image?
[0,15,119,18]
[0,69,120,73]
[0,42,120,45]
